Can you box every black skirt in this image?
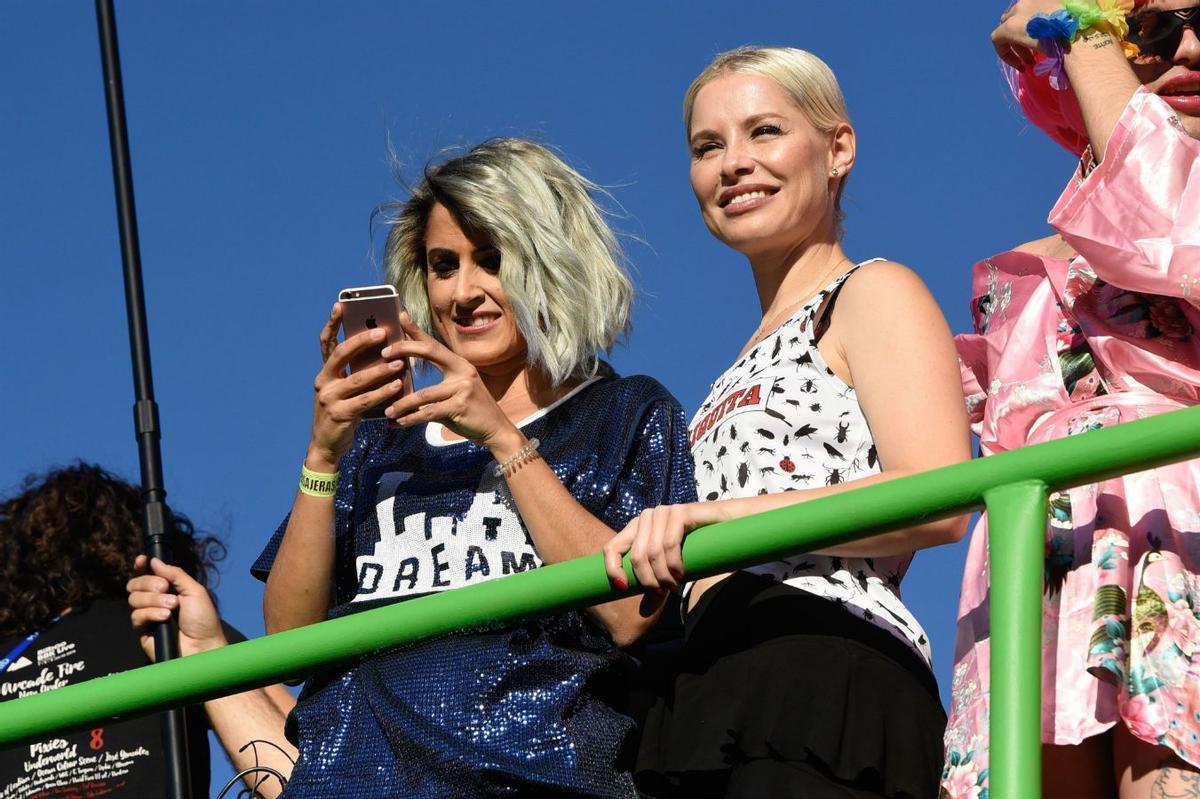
[634,572,947,799]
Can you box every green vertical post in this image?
[984,480,1047,799]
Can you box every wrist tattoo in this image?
[1078,30,1114,49]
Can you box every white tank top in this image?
[688,261,932,665]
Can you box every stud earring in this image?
[830,168,839,176]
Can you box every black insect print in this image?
[822,573,850,590]
[878,604,913,629]
[706,491,719,501]
[785,399,802,407]
[771,382,786,394]
[757,428,776,440]
[799,379,818,394]
[737,462,750,488]
[791,473,814,482]
[867,444,878,469]
[825,367,835,376]
[759,466,777,477]
[788,336,801,346]
[702,459,715,473]
[771,336,782,359]
[800,451,815,461]
[749,350,758,361]
[720,474,728,493]
[823,442,845,460]
[854,570,870,591]
[862,608,875,622]
[763,407,788,424]
[782,434,790,446]
[739,441,751,454]
[795,351,813,365]
[729,424,737,441]
[716,445,728,462]
[810,403,822,413]
[835,421,850,443]
[757,446,776,455]
[794,424,817,438]
[825,466,845,485]
[758,488,769,496]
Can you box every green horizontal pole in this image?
[1,403,1199,744]
[985,481,1047,799]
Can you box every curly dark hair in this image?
[0,462,226,639]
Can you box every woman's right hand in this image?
[991,0,1066,72]
[308,303,409,470]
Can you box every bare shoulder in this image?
[839,259,936,308]
[832,259,949,341]
[1012,232,1074,259]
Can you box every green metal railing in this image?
[3,405,1200,799]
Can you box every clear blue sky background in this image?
[2,2,1077,792]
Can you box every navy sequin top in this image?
[253,373,696,798]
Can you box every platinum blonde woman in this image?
[604,48,971,798]
[254,138,696,798]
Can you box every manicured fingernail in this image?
[614,575,628,590]
[389,359,405,370]
[381,345,392,357]
[370,329,385,341]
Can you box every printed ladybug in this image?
[779,456,796,473]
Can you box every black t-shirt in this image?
[0,599,211,799]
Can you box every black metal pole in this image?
[93,2,193,797]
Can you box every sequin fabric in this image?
[253,372,696,798]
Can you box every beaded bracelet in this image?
[300,465,339,497]
[494,437,541,479]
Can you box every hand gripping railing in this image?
[3,405,1200,799]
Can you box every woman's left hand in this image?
[382,313,519,450]
[603,502,726,591]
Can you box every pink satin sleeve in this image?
[1049,87,1200,306]
[955,332,987,429]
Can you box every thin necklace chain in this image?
[747,258,852,350]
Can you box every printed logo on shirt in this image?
[37,640,75,666]
[2,736,152,799]
[688,378,776,448]
[352,470,541,603]
[5,657,31,674]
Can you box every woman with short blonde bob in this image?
[255,138,695,798]
[605,48,970,797]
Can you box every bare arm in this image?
[494,416,673,646]
[603,262,971,594]
[128,557,298,798]
[263,304,409,634]
[1062,30,1142,161]
[991,0,1142,160]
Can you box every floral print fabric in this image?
[943,89,1200,798]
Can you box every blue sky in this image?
[2,1,1076,790]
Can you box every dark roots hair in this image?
[0,462,225,639]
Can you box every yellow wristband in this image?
[300,465,339,497]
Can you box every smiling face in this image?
[1131,0,1200,138]
[423,203,527,375]
[687,72,851,260]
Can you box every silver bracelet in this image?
[494,437,540,478]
